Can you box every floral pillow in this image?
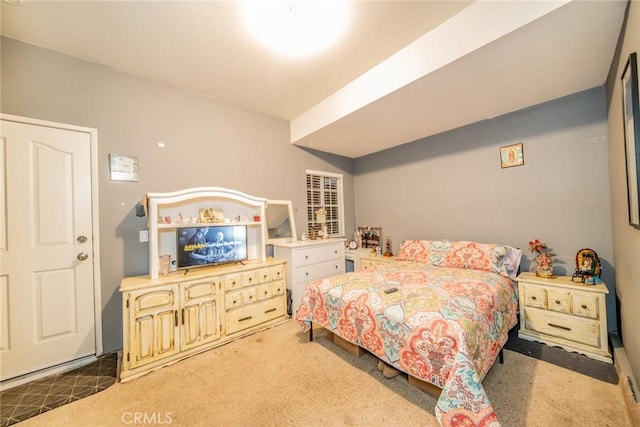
[396,239,514,278]
[395,239,452,264]
[440,241,508,276]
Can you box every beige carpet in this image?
[19,320,631,427]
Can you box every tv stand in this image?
[120,187,288,383]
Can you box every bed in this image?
[295,240,521,427]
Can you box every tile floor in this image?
[0,353,118,426]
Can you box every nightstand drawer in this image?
[522,284,547,309]
[547,288,571,314]
[523,306,600,348]
[572,292,599,319]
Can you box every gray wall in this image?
[605,0,640,390]
[1,36,355,353]
[354,87,617,331]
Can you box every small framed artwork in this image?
[621,52,640,229]
[109,153,139,181]
[500,143,524,168]
[199,208,225,223]
[357,226,382,249]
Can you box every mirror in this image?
[265,200,297,243]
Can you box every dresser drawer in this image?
[523,306,601,348]
[294,258,345,284]
[242,270,259,287]
[224,273,243,291]
[293,244,344,267]
[270,264,285,282]
[225,290,243,309]
[226,299,286,334]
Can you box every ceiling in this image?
[0,1,628,158]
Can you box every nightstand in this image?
[360,254,395,270]
[516,272,612,363]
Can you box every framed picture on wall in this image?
[621,52,640,229]
[500,143,524,168]
[109,153,139,182]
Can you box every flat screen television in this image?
[176,225,247,270]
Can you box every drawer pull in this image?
[581,304,588,309]
[174,311,178,327]
[305,255,309,260]
[239,316,252,322]
[548,323,571,331]
[531,296,537,301]
[555,300,561,305]
[264,291,269,295]
[265,308,276,314]
[233,300,237,304]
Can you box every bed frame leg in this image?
[309,322,314,342]
[499,349,504,364]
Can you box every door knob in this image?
[77,235,88,243]
[77,252,89,261]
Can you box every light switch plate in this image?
[139,230,149,242]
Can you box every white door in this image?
[0,119,97,380]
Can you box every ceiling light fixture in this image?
[240,0,351,58]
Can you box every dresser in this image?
[120,259,287,382]
[272,239,346,316]
[516,272,611,363]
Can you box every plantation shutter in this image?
[306,170,344,238]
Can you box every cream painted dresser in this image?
[120,258,287,382]
[272,239,346,316]
[516,272,612,363]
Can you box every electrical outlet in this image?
[139,230,149,242]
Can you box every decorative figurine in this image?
[572,248,602,284]
[529,238,555,278]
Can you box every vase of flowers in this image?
[529,239,555,278]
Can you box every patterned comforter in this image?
[295,261,518,426]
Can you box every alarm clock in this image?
[348,240,358,250]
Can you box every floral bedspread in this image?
[295,261,518,427]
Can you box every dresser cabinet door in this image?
[128,286,179,369]
[181,281,221,351]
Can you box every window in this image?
[306,170,344,238]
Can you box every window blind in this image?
[305,170,344,238]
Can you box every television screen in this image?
[176,225,247,269]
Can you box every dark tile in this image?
[53,375,78,386]
[0,404,16,420]
[26,383,52,395]
[0,392,25,406]
[10,405,41,421]
[74,376,98,387]
[0,352,118,426]
[42,394,69,409]
[47,384,75,397]
[71,386,97,399]
[16,394,47,407]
